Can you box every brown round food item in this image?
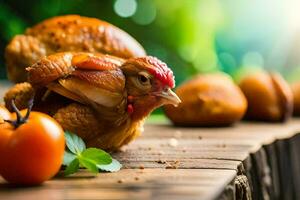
[164,73,247,126]
[291,81,300,116]
[4,82,34,112]
[5,15,146,83]
[239,71,293,122]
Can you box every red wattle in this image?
[127,104,134,114]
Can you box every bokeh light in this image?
[242,52,264,68]
[218,52,237,72]
[114,0,137,18]
[132,0,156,25]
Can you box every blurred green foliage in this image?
[1,0,300,84]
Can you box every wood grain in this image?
[0,82,299,200]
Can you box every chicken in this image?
[5,15,146,83]
[4,52,181,150]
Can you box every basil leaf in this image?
[81,148,112,165]
[65,131,86,154]
[64,158,79,176]
[97,159,122,172]
[78,157,98,173]
[63,150,77,166]
[63,132,121,175]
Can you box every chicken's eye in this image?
[137,73,151,85]
[138,74,148,84]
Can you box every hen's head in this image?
[121,56,181,121]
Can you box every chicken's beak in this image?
[155,88,181,107]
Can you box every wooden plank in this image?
[0,169,236,200]
[143,121,300,148]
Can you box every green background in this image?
[1,0,300,83]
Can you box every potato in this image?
[291,82,300,116]
[239,71,293,122]
[164,73,247,126]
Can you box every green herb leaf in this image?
[65,131,86,154]
[81,148,112,165]
[63,150,77,166]
[78,157,99,173]
[97,159,122,172]
[63,131,121,176]
[64,158,79,176]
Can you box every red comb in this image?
[128,56,175,88]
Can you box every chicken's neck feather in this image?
[128,94,162,122]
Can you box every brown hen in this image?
[4,52,180,150]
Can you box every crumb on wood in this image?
[174,130,182,138]
[168,138,178,147]
[117,179,124,183]
[157,151,164,155]
[139,165,145,170]
[134,177,139,181]
[165,160,180,169]
[156,159,166,164]
[165,165,177,169]
[198,136,202,140]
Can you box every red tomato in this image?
[0,110,65,185]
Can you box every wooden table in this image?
[0,82,299,200]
